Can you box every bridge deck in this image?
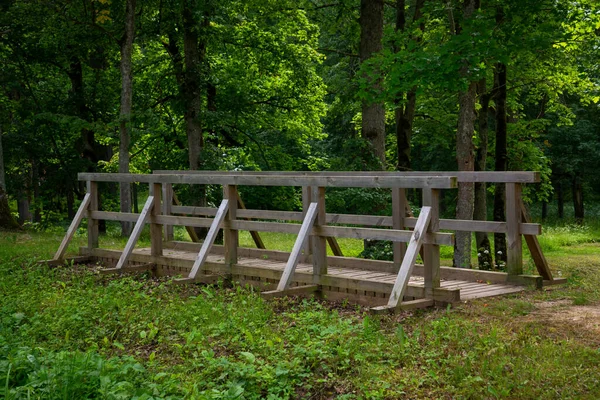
[112,247,526,303]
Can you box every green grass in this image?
[1,224,600,399]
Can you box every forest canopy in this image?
[1,0,599,243]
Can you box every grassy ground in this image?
[1,223,600,399]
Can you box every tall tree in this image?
[453,0,478,269]
[359,0,386,167]
[119,0,136,236]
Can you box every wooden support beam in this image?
[326,237,344,257]
[520,202,553,281]
[277,202,318,291]
[506,274,543,289]
[423,189,441,297]
[392,188,407,273]
[177,199,229,281]
[53,193,91,261]
[162,183,174,241]
[150,183,163,258]
[87,181,99,249]
[100,263,156,274]
[235,190,266,249]
[371,298,435,314]
[386,207,432,308]
[506,183,523,275]
[302,186,313,256]
[262,285,319,299]
[173,274,221,285]
[312,186,327,283]
[224,185,238,275]
[543,278,567,286]
[114,195,155,270]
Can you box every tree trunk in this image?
[557,181,564,219]
[0,185,20,230]
[453,0,478,269]
[0,125,5,192]
[118,0,136,237]
[474,78,492,270]
[359,0,386,167]
[541,201,547,220]
[493,61,507,269]
[572,177,584,224]
[394,0,424,172]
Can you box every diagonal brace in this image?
[115,195,155,270]
[53,193,91,261]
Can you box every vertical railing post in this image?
[87,180,99,250]
[506,182,523,276]
[224,185,238,274]
[311,186,327,282]
[423,188,440,297]
[392,188,407,273]
[162,183,174,242]
[150,182,163,257]
[302,186,313,257]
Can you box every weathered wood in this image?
[152,170,540,183]
[174,275,221,284]
[506,183,523,275]
[302,186,313,256]
[262,285,319,299]
[114,195,155,270]
[235,190,266,249]
[312,187,327,281]
[326,237,344,257]
[506,274,543,289]
[225,220,302,234]
[224,185,238,273]
[405,218,541,235]
[520,202,553,280]
[313,226,454,245]
[150,183,163,257]
[370,298,435,314]
[392,188,407,272]
[54,193,91,261]
[185,199,229,279]
[100,263,155,274]
[171,192,201,242]
[543,278,567,286]
[162,183,174,241]
[87,181,99,249]
[423,189,441,296]
[153,215,214,228]
[277,202,318,291]
[91,211,140,222]
[78,172,459,189]
[387,207,432,307]
[171,205,218,217]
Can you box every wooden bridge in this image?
[46,171,564,313]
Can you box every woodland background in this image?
[1,0,599,269]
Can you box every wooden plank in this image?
[405,218,541,235]
[153,215,214,228]
[87,181,99,249]
[371,298,435,314]
[174,275,221,285]
[277,203,318,290]
[100,263,156,274]
[78,172,459,189]
[150,183,163,257]
[312,187,327,281]
[392,188,407,273]
[313,225,453,245]
[506,274,543,289]
[262,285,319,299]
[520,202,553,280]
[506,183,523,275]
[91,211,139,222]
[54,193,91,260]
[226,220,302,234]
[172,205,218,217]
[387,207,432,307]
[183,199,229,280]
[162,183,174,241]
[327,237,344,257]
[152,170,540,183]
[423,189,441,296]
[236,191,266,249]
[302,186,313,256]
[543,278,567,286]
[224,185,238,273]
[114,196,155,270]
